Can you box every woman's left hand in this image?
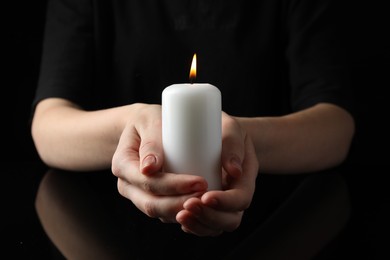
[176,112,259,236]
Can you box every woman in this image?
[31,0,355,259]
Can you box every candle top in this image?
[163,83,221,96]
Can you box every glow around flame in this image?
[189,53,196,83]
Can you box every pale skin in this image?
[31,98,355,236]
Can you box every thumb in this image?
[221,113,244,178]
[138,122,164,175]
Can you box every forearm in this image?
[236,103,355,174]
[31,98,144,171]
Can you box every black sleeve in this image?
[286,0,354,115]
[32,0,94,110]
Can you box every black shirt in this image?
[34,0,353,118]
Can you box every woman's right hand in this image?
[111,104,209,223]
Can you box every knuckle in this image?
[143,200,157,218]
[139,140,157,153]
[111,155,126,178]
[111,163,120,177]
[141,179,155,193]
[137,105,162,130]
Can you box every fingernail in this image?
[142,155,156,169]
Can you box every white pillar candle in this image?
[162,83,222,190]
[161,55,222,190]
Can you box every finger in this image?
[177,210,224,237]
[126,171,208,195]
[201,189,252,213]
[112,108,208,195]
[179,198,242,234]
[112,125,142,179]
[221,113,244,178]
[201,136,259,211]
[118,178,204,222]
[136,106,164,175]
[114,128,208,196]
[115,141,208,195]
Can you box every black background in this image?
[3,0,52,259]
[2,0,389,259]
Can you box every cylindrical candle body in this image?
[162,83,222,190]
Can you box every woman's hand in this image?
[176,113,259,236]
[111,104,208,223]
[112,106,259,235]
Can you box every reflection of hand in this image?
[176,112,259,236]
[112,104,208,223]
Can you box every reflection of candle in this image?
[162,54,222,190]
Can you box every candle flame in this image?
[189,53,196,83]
